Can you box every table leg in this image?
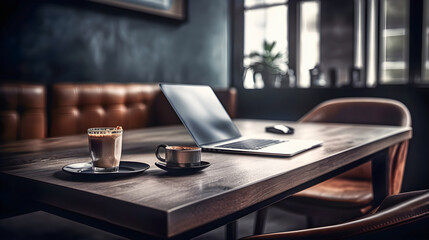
[226,220,237,240]
[254,208,268,235]
[371,149,390,206]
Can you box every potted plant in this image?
[246,40,286,88]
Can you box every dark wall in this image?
[0,0,229,87]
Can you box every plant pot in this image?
[253,71,279,88]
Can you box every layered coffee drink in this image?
[88,126,123,172]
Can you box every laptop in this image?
[159,84,322,157]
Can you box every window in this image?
[379,0,409,84]
[234,0,424,88]
[243,0,288,89]
[241,0,321,89]
[297,1,320,88]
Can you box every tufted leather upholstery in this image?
[243,190,429,240]
[0,84,46,141]
[50,84,160,137]
[50,83,237,137]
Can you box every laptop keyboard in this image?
[215,139,286,150]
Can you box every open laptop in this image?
[159,84,322,157]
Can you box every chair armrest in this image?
[241,191,429,240]
[377,190,429,211]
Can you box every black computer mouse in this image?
[265,125,294,134]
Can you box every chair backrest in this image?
[0,84,47,141]
[241,190,429,240]
[50,83,160,137]
[300,98,411,126]
[299,98,411,194]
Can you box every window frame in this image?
[410,0,424,84]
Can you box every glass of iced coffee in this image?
[88,126,123,172]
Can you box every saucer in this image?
[155,161,210,173]
[62,161,150,176]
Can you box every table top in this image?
[0,119,412,239]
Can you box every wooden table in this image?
[0,120,412,239]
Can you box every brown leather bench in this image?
[0,84,47,141]
[0,83,237,140]
[50,83,161,137]
[50,83,237,137]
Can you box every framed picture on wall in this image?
[90,0,186,20]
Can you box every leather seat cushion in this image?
[289,177,373,208]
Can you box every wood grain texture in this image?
[0,120,412,238]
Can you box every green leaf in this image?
[248,52,261,58]
[273,52,282,60]
[268,41,277,52]
[263,40,269,51]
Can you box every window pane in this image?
[354,0,364,69]
[243,5,287,88]
[385,0,407,29]
[298,1,320,88]
[379,0,409,84]
[245,0,287,8]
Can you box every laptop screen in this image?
[160,84,241,146]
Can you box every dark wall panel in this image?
[320,0,354,87]
[0,0,229,87]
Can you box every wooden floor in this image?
[0,207,306,240]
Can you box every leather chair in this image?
[255,98,411,232]
[50,83,161,137]
[243,190,429,240]
[0,84,46,141]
